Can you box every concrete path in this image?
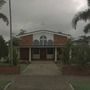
[7,61,71,90]
[22,61,61,75]
[7,76,71,90]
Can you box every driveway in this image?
[22,61,61,75]
[7,61,71,90]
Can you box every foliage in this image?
[84,23,90,33]
[62,41,72,64]
[71,80,90,90]
[72,0,90,33]
[18,29,26,35]
[8,37,19,46]
[88,0,90,6]
[0,0,8,25]
[71,45,90,67]
[0,35,8,59]
[0,0,6,8]
[72,9,90,29]
[13,47,19,66]
[13,37,19,46]
[0,13,9,25]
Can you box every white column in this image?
[29,48,31,63]
[69,48,72,60]
[17,47,20,60]
[55,48,57,63]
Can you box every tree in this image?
[8,37,19,46]
[18,29,26,35]
[0,35,8,59]
[62,41,72,64]
[72,0,90,33]
[0,0,8,25]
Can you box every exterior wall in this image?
[18,31,70,62]
[32,54,40,59]
[47,54,54,59]
[19,35,33,46]
[19,32,69,46]
[54,34,68,45]
[33,31,53,41]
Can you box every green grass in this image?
[0,80,10,90]
[20,64,29,72]
[71,81,90,90]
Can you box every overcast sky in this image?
[0,0,89,40]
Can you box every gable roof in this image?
[17,30,71,38]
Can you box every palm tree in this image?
[0,0,9,25]
[72,0,90,33]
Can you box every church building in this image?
[18,30,71,63]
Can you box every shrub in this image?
[62,41,72,64]
[71,45,90,67]
[13,47,19,66]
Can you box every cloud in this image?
[0,0,88,40]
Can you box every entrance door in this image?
[40,48,46,60]
[20,48,29,60]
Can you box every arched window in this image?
[33,40,39,45]
[40,35,47,46]
[48,40,53,46]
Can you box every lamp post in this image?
[9,0,13,65]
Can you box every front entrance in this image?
[31,48,54,60]
[40,48,46,60]
[20,48,29,60]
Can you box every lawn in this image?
[71,80,90,90]
[0,80,10,90]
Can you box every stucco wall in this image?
[33,31,53,41]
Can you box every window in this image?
[32,48,40,54]
[48,40,53,46]
[47,48,54,54]
[33,40,39,45]
[40,35,47,46]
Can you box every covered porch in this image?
[19,46,64,63]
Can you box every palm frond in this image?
[84,23,90,33]
[72,9,90,29]
[0,13,9,25]
[87,0,90,7]
[0,0,6,8]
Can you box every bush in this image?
[62,41,72,64]
[71,45,90,67]
[13,47,19,66]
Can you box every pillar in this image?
[55,48,57,63]
[17,47,20,60]
[69,48,72,60]
[29,48,31,63]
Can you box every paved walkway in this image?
[7,61,71,90]
[22,61,61,75]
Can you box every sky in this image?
[0,0,88,40]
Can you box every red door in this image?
[40,48,46,60]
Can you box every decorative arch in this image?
[40,35,47,45]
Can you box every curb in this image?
[4,81,13,90]
[69,83,74,90]
[22,65,30,73]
